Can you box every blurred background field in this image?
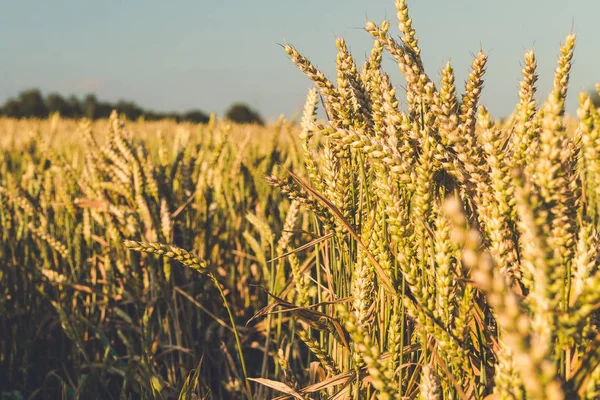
[0,114,307,398]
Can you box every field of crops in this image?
[3,1,600,399]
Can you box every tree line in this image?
[0,89,264,124]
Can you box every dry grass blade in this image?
[268,232,334,263]
[248,378,307,400]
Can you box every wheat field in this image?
[3,0,600,399]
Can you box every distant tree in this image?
[225,103,264,125]
[96,101,113,119]
[83,94,98,119]
[66,95,83,118]
[115,100,143,120]
[163,112,182,122]
[182,109,210,124]
[2,99,22,117]
[591,89,600,109]
[0,88,211,121]
[18,89,48,118]
[46,93,72,117]
[144,111,162,121]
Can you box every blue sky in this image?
[1,0,598,121]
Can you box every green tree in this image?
[1,99,21,117]
[591,88,600,109]
[182,109,210,124]
[1,88,211,121]
[115,100,143,120]
[18,89,48,118]
[225,103,264,125]
[66,95,83,117]
[46,93,72,117]
[83,94,98,119]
